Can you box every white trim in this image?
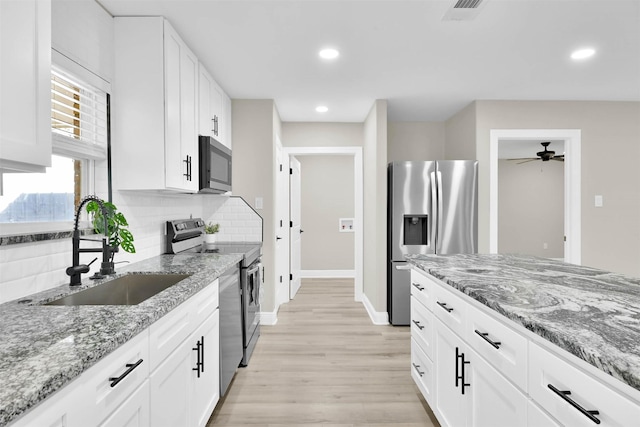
[283,146,364,303]
[489,129,581,265]
[361,292,389,325]
[259,310,278,326]
[299,270,356,278]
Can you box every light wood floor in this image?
[207,279,439,427]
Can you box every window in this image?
[0,66,107,232]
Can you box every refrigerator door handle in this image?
[395,264,412,271]
[430,171,438,252]
[436,170,444,253]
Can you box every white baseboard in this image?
[361,293,389,325]
[260,310,278,325]
[300,270,355,278]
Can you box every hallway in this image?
[208,278,438,426]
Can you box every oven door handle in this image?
[247,263,261,276]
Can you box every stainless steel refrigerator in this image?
[387,160,478,325]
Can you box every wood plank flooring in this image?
[207,279,439,427]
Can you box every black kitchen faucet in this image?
[66,196,116,286]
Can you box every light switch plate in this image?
[594,195,603,207]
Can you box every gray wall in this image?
[232,99,279,313]
[298,155,354,270]
[446,100,640,276]
[387,122,445,161]
[363,100,388,312]
[498,159,564,258]
[282,122,363,147]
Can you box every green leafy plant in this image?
[205,222,220,234]
[86,200,136,253]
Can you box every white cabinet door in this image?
[149,340,192,427]
[112,17,198,192]
[198,65,215,138]
[223,92,232,149]
[163,20,198,192]
[434,320,467,427]
[197,64,230,149]
[466,346,527,427]
[190,310,220,427]
[528,400,561,427]
[98,382,150,427]
[0,0,51,172]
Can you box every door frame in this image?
[489,129,581,264]
[282,146,364,302]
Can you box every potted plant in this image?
[204,222,220,244]
[86,200,136,254]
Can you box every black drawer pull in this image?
[109,359,143,388]
[412,363,425,377]
[437,301,454,313]
[412,319,425,330]
[412,282,425,291]
[548,384,601,424]
[474,330,502,349]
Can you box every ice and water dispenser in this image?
[403,215,428,246]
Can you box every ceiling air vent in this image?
[443,0,487,21]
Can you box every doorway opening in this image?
[280,146,363,306]
[489,129,581,264]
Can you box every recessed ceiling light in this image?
[571,48,596,60]
[319,48,339,60]
[315,106,329,113]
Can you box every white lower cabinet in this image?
[190,310,220,427]
[410,268,640,427]
[9,281,220,427]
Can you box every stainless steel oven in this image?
[241,255,261,366]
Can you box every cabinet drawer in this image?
[149,298,193,371]
[529,342,640,426]
[410,296,435,359]
[432,281,467,337]
[85,331,149,423]
[411,337,435,406]
[410,269,434,312]
[467,303,528,391]
[191,279,219,328]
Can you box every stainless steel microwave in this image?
[199,135,232,193]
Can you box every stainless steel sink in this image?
[44,273,191,306]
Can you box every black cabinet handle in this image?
[183,155,192,181]
[211,117,215,133]
[276,236,282,241]
[412,319,425,330]
[213,115,219,136]
[474,329,502,349]
[412,283,425,291]
[109,359,143,388]
[412,362,424,377]
[193,337,204,378]
[455,347,470,394]
[437,301,454,313]
[548,384,601,424]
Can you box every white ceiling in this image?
[98,0,640,123]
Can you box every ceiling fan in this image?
[508,142,565,164]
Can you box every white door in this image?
[275,140,290,307]
[289,156,302,299]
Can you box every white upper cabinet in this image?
[198,64,232,149]
[0,0,52,173]
[112,17,198,192]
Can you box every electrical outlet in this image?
[255,197,263,209]
[594,195,603,207]
[543,242,548,250]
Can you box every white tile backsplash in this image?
[0,192,262,304]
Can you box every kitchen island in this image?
[407,253,640,426]
[0,251,243,427]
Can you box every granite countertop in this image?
[406,253,640,393]
[0,251,245,427]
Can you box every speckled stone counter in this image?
[0,251,244,427]
[406,253,640,393]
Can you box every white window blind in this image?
[51,67,107,160]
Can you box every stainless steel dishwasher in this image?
[218,263,243,396]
